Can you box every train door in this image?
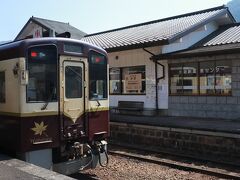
[60,59,86,138]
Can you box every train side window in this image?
[0,72,5,103]
[89,52,108,100]
[65,66,82,98]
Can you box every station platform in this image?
[110,113,240,134]
[110,113,240,165]
[0,153,74,180]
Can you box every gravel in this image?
[73,154,218,180]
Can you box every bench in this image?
[113,101,144,115]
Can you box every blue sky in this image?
[0,0,231,41]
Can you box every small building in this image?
[15,16,86,40]
[152,23,240,119]
[82,6,237,117]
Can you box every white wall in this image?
[16,22,47,40]
[109,47,167,109]
[157,60,168,109]
[162,22,218,54]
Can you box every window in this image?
[170,60,231,95]
[110,66,146,95]
[65,66,82,98]
[89,52,108,100]
[170,63,198,95]
[27,45,57,102]
[200,61,215,94]
[183,63,198,94]
[110,68,121,94]
[0,72,5,103]
[215,60,231,95]
[170,64,183,94]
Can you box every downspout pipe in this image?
[142,48,165,110]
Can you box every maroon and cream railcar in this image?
[0,38,109,174]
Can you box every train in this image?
[0,38,109,175]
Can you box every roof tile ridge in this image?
[84,5,226,37]
[32,16,69,25]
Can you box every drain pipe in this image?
[143,48,165,110]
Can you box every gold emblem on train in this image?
[31,121,48,136]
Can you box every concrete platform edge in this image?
[0,154,75,180]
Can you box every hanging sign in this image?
[125,74,142,91]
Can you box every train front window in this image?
[27,45,57,102]
[89,52,107,100]
[65,66,82,98]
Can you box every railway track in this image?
[108,145,240,180]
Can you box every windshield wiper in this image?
[96,99,101,107]
[41,102,49,110]
[41,87,56,110]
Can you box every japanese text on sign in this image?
[125,74,142,91]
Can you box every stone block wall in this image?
[110,122,240,165]
[167,54,240,119]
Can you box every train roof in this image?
[0,38,107,61]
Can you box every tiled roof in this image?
[15,17,87,40]
[203,23,240,46]
[82,6,232,52]
[32,17,87,40]
[153,43,240,60]
[152,23,240,60]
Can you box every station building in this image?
[82,5,240,119]
[15,6,240,120]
